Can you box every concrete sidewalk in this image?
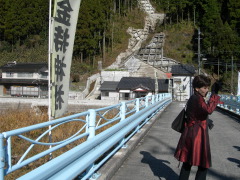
[108,102,240,180]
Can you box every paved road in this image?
[111,102,240,180]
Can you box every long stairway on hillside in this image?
[138,0,155,14]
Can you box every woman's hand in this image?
[211,81,222,94]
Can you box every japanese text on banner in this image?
[51,0,81,118]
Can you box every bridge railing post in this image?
[156,94,159,102]
[237,96,240,102]
[119,102,127,147]
[236,108,240,115]
[152,94,155,104]
[88,109,96,140]
[120,102,126,121]
[224,104,228,110]
[145,96,149,107]
[0,134,4,180]
[136,98,140,112]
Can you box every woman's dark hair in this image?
[192,75,211,89]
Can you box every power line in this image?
[202,62,240,67]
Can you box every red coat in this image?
[174,93,220,168]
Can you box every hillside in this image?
[161,22,195,65]
[0,0,238,94]
[0,8,146,74]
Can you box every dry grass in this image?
[0,108,120,179]
[0,110,48,179]
[0,110,87,178]
[0,109,48,132]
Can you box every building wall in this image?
[101,91,119,101]
[0,98,119,114]
[124,56,167,79]
[11,86,39,97]
[2,71,48,79]
[173,76,192,101]
[0,68,48,98]
[101,71,130,83]
[0,85,48,98]
[0,86,3,96]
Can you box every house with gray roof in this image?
[0,62,48,98]
[99,77,170,101]
[116,77,154,100]
[171,64,196,101]
[99,81,119,101]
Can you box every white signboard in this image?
[51,0,82,118]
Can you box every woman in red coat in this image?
[174,75,220,180]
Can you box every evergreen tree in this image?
[0,0,6,41]
[3,0,48,46]
[227,0,240,36]
[200,0,221,54]
[4,0,21,44]
[214,20,239,59]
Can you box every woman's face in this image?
[195,86,209,97]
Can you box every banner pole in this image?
[48,0,53,156]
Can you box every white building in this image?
[99,77,170,101]
[171,64,196,101]
[0,62,48,98]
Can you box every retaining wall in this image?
[0,98,118,114]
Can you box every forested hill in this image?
[152,0,240,94]
[153,0,240,61]
[0,0,239,93]
[0,0,145,72]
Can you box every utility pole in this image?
[198,28,201,75]
[155,70,158,94]
[161,46,163,65]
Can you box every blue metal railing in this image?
[0,93,172,180]
[218,94,240,115]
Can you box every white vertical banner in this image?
[238,71,240,96]
[51,0,82,118]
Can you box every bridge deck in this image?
[110,102,240,180]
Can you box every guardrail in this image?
[0,93,172,180]
[218,94,240,115]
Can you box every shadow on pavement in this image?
[140,151,178,180]
[233,145,240,151]
[227,145,240,168]
[227,157,240,168]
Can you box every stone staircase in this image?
[82,0,167,100]
[107,0,165,70]
[138,0,155,14]
[122,32,180,75]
